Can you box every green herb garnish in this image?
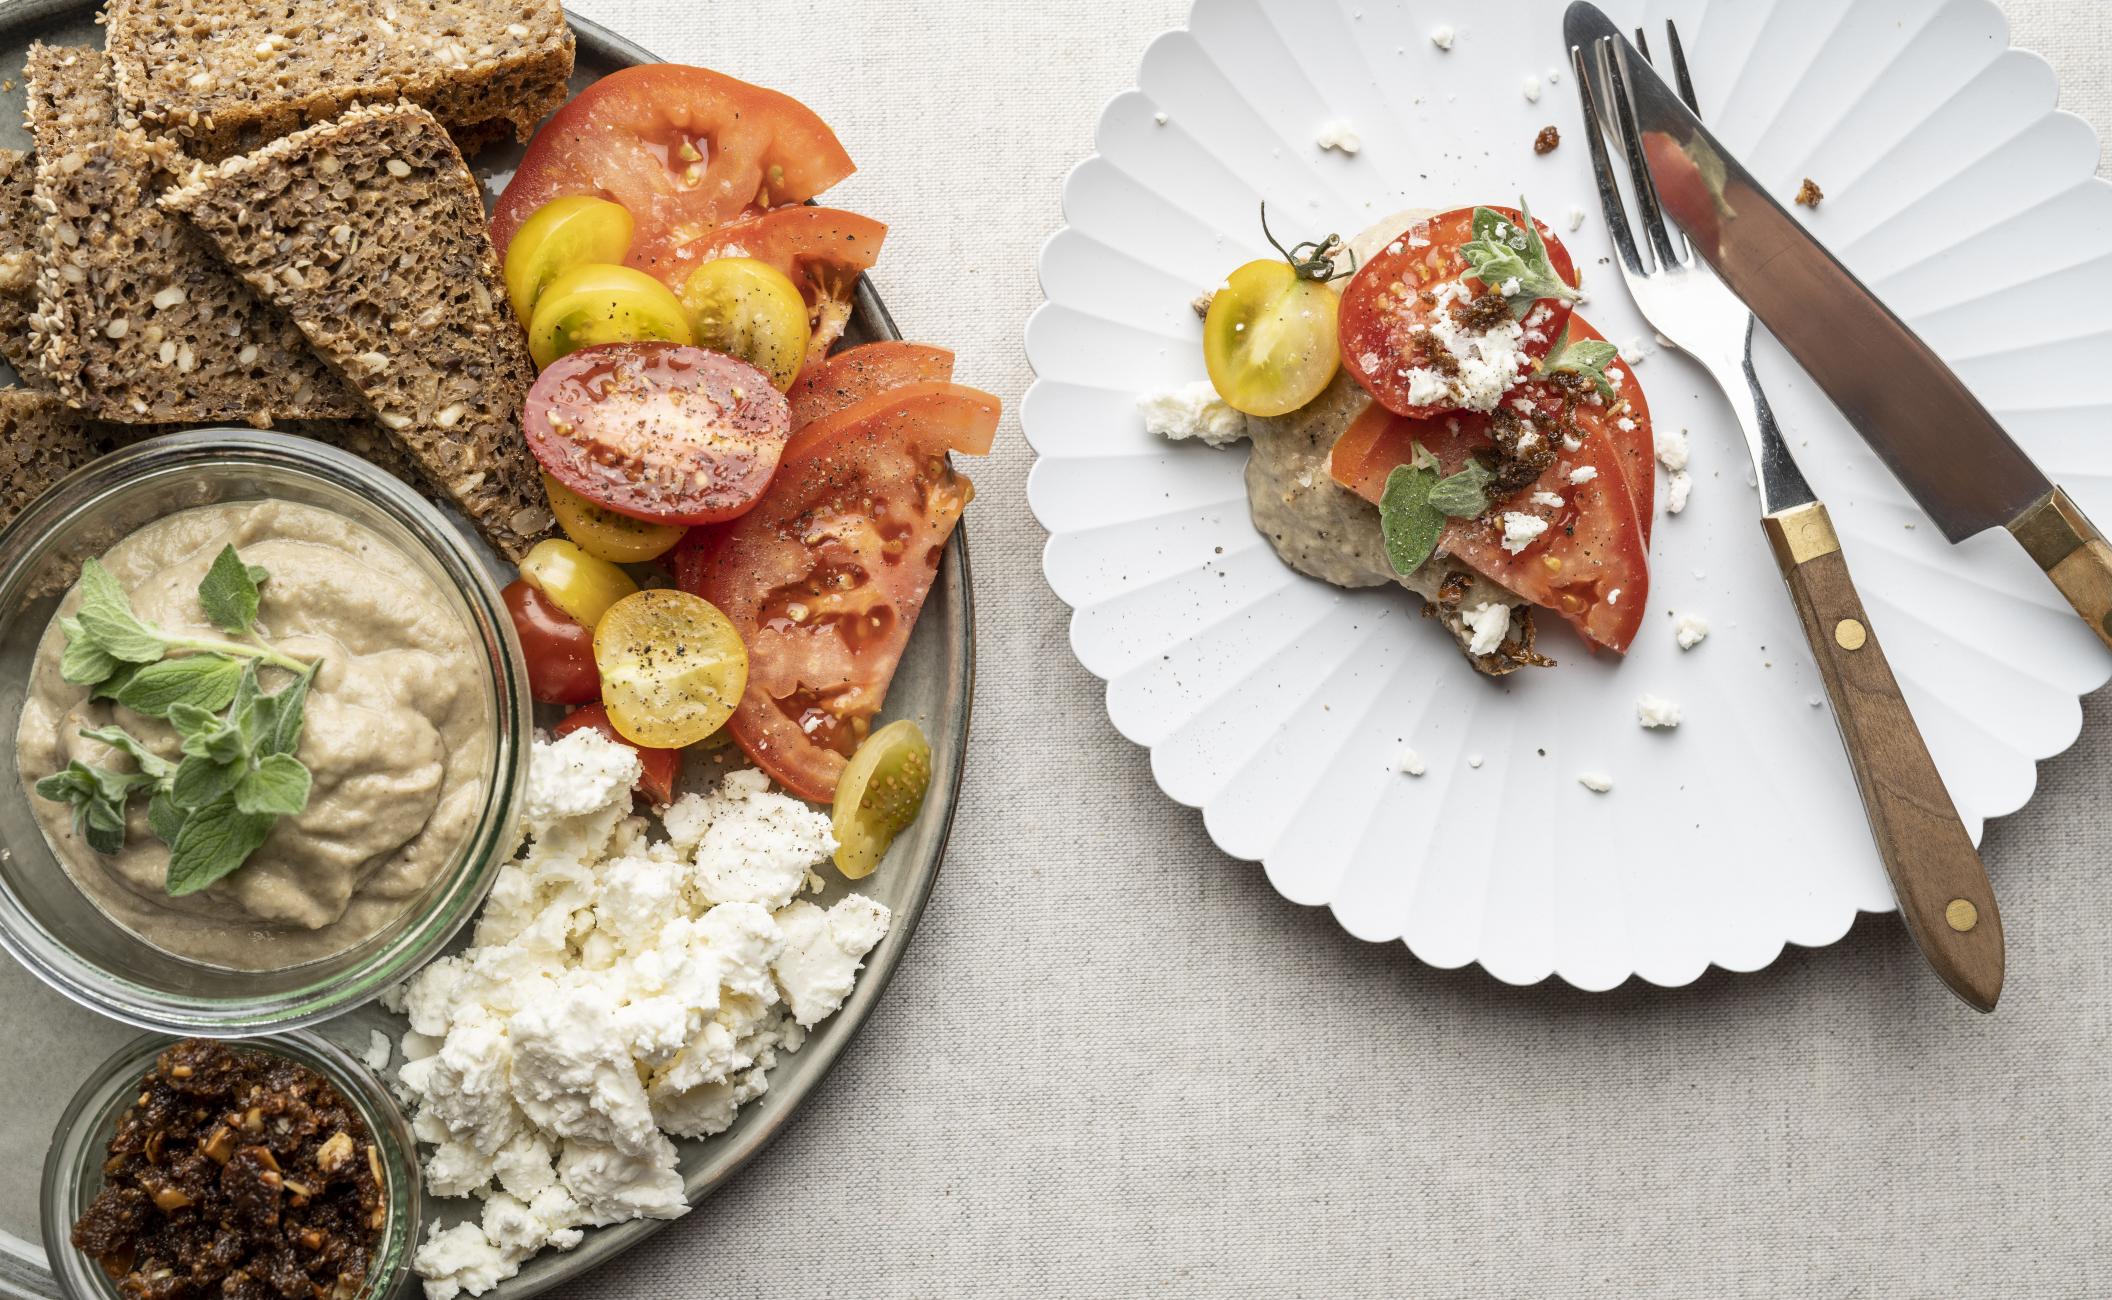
[35,548,318,895]
[1377,446,1499,576]
[1457,197,1582,318]
[1536,325,1622,401]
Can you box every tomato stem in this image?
[1259,202,1356,283]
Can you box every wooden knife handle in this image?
[2008,486,2112,653]
[1763,501,2005,1012]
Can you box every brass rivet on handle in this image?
[1946,899,1979,932]
[1834,618,1867,651]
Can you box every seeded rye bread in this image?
[0,389,122,525]
[164,102,552,557]
[0,151,49,385]
[23,45,363,426]
[104,0,574,162]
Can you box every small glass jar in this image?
[40,1032,421,1300]
[0,430,531,1032]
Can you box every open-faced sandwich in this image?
[1141,199,1656,676]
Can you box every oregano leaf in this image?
[1377,464,1446,576]
[197,545,264,635]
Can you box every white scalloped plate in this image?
[1024,0,2112,991]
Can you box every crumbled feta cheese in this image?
[1153,110,1168,126]
[1395,280,1535,413]
[1394,748,1427,777]
[1461,601,1511,655]
[1674,614,1709,650]
[1569,465,1598,485]
[1808,695,1824,708]
[1578,771,1614,793]
[1315,118,1362,155]
[1138,381,1245,448]
[1530,491,1565,509]
[1498,276,1522,296]
[1500,511,1549,554]
[1566,204,1586,231]
[1666,470,1692,514]
[363,1029,392,1072]
[1467,754,1484,769]
[1619,336,1651,365]
[1635,694,1682,729]
[1654,425,1689,472]
[396,739,888,1298]
[1431,24,1455,49]
[1607,587,1622,605]
[1522,74,1542,102]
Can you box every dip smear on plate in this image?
[15,499,488,968]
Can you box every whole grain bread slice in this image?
[0,151,50,387]
[104,0,574,162]
[0,388,122,527]
[164,102,553,557]
[23,44,363,427]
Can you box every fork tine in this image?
[1633,26,1650,61]
[1603,39,1684,271]
[1570,40,1647,278]
[1666,20,1701,117]
[1634,25,1694,263]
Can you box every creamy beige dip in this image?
[15,500,488,969]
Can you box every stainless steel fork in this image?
[1570,22,2004,1011]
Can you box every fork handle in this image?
[1762,501,2005,1012]
[2008,487,2112,653]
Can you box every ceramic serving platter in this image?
[1025,0,2112,992]
[0,6,972,1295]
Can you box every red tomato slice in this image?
[787,341,955,432]
[552,702,684,808]
[1556,316,1656,537]
[490,64,855,278]
[501,580,599,704]
[524,342,792,526]
[781,350,977,465]
[1338,206,1578,420]
[656,206,885,361]
[1330,400,1649,653]
[675,382,999,800]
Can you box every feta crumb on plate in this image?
[1566,204,1586,232]
[1666,470,1692,514]
[1139,380,1245,447]
[1674,613,1709,650]
[1315,118,1362,154]
[1578,771,1614,793]
[1654,425,1689,472]
[1522,74,1541,102]
[1467,754,1484,769]
[1431,24,1455,49]
[363,1029,392,1072]
[1635,694,1683,729]
[1394,748,1427,777]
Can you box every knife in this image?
[1565,3,2112,653]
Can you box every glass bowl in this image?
[0,430,531,1033]
[40,1032,420,1300]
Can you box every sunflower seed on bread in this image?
[0,151,49,387]
[164,102,553,557]
[104,0,574,161]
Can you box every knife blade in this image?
[1565,3,2112,651]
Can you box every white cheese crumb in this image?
[1569,465,1598,485]
[1394,748,1427,777]
[1530,491,1565,509]
[1566,205,1586,231]
[1607,587,1622,605]
[1619,336,1652,365]
[1578,771,1614,793]
[1674,614,1710,650]
[1138,381,1245,448]
[1654,425,1689,472]
[1431,24,1455,49]
[1315,118,1363,155]
[1461,601,1511,655]
[1153,110,1168,126]
[1499,512,1549,554]
[363,1029,392,1072]
[1666,470,1692,514]
[1808,695,1824,708]
[1394,280,1534,413]
[1522,74,1542,102]
[1467,754,1484,769]
[1635,694,1683,729]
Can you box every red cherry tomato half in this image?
[523,342,793,526]
[552,702,685,808]
[502,579,600,704]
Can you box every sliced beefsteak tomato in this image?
[1337,205,1578,420]
[661,206,886,360]
[491,65,855,279]
[1522,315,1656,538]
[1330,396,1650,654]
[786,341,955,432]
[675,382,999,800]
[524,342,792,526]
[552,702,685,808]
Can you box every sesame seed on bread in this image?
[23,45,364,427]
[104,0,575,162]
[164,102,553,558]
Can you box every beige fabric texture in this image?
[534,1,2109,1296]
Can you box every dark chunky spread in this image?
[69,1039,385,1300]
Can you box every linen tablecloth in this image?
[546,0,2106,1293]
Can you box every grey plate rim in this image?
[0,4,974,1296]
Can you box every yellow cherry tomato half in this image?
[830,719,933,880]
[528,263,694,370]
[593,589,747,748]
[1202,259,1341,417]
[518,537,640,631]
[544,474,688,564]
[677,257,809,391]
[503,196,636,323]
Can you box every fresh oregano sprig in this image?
[1377,446,1497,577]
[35,546,319,895]
[1457,196,1582,318]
